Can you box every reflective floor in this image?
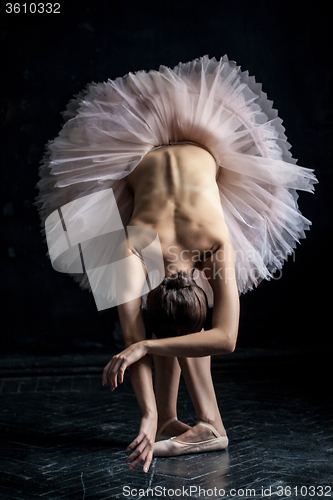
[0,349,332,499]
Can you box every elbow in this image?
[220,330,238,354]
[224,340,236,354]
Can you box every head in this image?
[146,271,208,339]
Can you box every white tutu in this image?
[34,55,317,302]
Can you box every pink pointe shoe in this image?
[153,421,228,457]
[155,416,179,442]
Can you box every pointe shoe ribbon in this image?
[155,416,178,442]
[153,421,228,457]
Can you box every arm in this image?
[107,241,239,370]
[102,251,157,473]
[116,299,156,414]
[103,298,157,473]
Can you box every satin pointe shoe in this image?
[155,416,179,442]
[153,421,228,457]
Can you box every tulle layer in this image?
[34,55,317,299]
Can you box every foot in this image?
[175,422,227,443]
[153,421,228,457]
[157,418,191,437]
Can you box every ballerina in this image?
[35,55,317,474]
[102,142,238,473]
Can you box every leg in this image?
[153,353,191,436]
[176,356,226,442]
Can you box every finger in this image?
[106,357,123,390]
[125,433,149,462]
[103,359,118,387]
[102,362,111,385]
[111,358,127,390]
[126,431,146,451]
[126,440,146,464]
[143,450,154,473]
[107,360,120,390]
[118,360,127,384]
[129,444,152,471]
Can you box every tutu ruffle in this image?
[34,55,317,301]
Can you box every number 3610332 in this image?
[5,3,60,13]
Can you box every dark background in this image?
[1,0,332,356]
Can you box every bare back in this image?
[127,144,230,273]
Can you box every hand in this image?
[126,412,157,473]
[102,341,148,391]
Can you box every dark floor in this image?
[0,348,332,500]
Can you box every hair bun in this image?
[163,271,194,291]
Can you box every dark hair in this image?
[146,271,208,339]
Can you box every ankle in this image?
[195,413,223,429]
[157,414,177,427]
